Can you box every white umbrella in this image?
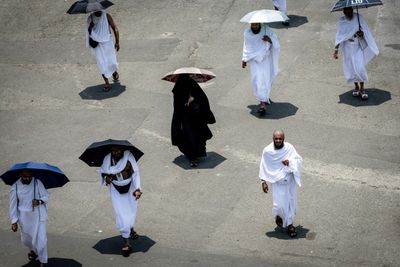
[162,67,216,83]
[240,9,289,23]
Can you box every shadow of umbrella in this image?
[265,225,312,240]
[93,235,156,255]
[268,15,308,29]
[173,151,226,170]
[21,258,82,267]
[338,88,391,107]
[79,82,126,100]
[247,102,298,119]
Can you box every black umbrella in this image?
[67,0,114,15]
[331,0,383,33]
[79,139,144,167]
[1,162,69,189]
[331,0,383,12]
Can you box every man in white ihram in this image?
[9,170,49,267]
[101,146,142,257]
[242,22,280,115]
[259,130,302,237]
[333,7,379,100]
[86,6,120,92]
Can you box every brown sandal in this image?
[130,228,139,240]
[287,224,297,238]
[275,216,283,228]
[121,244,132,257]
[28,250,38,261]
[103,84,111,92]
[113,72,119,81]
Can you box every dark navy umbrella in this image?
[79,139,144,167]
[331,0,383,12]
[67,0,114,14]
[1,162,69,189]
[331,0,383,31]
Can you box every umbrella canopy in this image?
[67,0,114,14]
[240,9,289,23]
[79,139,144,167]
[162,67,216,83]
[1,162,69,189]
[331,0,383,12]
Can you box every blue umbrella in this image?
[331,0,383,12]
[1,162,69,189]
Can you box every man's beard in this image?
[274,142,284,149]
[251,27,261,34]
[112,155,122,162]
[21,179,32,185]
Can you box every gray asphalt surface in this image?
[0,0,399,266]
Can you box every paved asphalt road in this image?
[0,0,399,266]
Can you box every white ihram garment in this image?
[9,178,49,263]
[100,151,141,238]
[259,142,302,227]
[242,26,280,103]
[86,11,118,78]
[335,14,379,83]
[272,0,287,14]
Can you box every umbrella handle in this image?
[32,178,36,211]
[356,6,362,31]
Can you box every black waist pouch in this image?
[112,182,131,194]
[89,37,99,48]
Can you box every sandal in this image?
[113,72,119,81]
[121,244,132,257]
[257,107,266,116]
[28,250,38,261]
[103,84,111,92]
[352,89,360,97]
[287,224,297,238]
[130,228,139,240]
[360,90,368,100]
[275,216,283,228]
[190,161,198,168]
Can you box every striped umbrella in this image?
[162,67,216,83]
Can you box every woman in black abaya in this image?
[171,75,216,167]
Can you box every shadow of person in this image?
[247,102,298,119]
[93,235,156,255]
[268,15,308,29]
[79,82,126,100]
[173,151,226,170]
[21,258,82,267]
[265,225,313,240]
[385,44,400,50]
[338,88,391,107]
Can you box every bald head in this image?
[273,130,285,149]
